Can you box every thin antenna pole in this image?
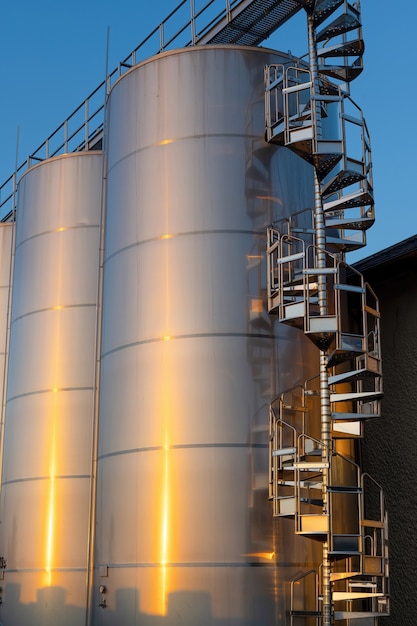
[13,126,20,218]
[105,26,110,97]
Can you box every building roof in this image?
[353,235,417,285]
[354,234,417,275]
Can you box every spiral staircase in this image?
[265,1,389,623]
[0,1,389,623]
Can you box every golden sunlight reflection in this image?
[161,433,170,614]
[45,414,57,587]
[243,551,275,560]
[44,253,63,586]
[156,228,173,615]
[44,373,60,587]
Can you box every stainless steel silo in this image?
[94,45,321,625]
[0,223,13,420]
[0,152,103,625]
[0,222,13,500]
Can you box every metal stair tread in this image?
[300,496,323,506]
[321,168,366,196]
[333,591,384,601]
[291,461,329,469]
[325,234,365,252]
[318,63,363,82]
[327,484,361,493]
[349,581,377,588]
[330,390,383,403]
[316,10,361,43]
[331,411,380,421]
[317,39,364,58]
[291,609,322,617]
[330,571,361,582]
[323,188,374,211]
[335,611,390,620]
[325,216,374,231]
[278,479,322,489]
[328,367,381,385]
[313,0,345,28]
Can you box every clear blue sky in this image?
[0,1,415,261]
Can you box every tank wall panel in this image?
[3,391,94,480]
[6,308,97,398]
[12,227,100,317]
[0,224,13,355]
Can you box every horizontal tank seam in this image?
[99,442,267,461]
[7,386,94,403]
[15,222,99,251]
[11,302,97,324]
[93,561,318,569]
[2,474,91,486]
[107,132,260,175]
[104,228,262,264]
[101,331,275,358]
[4,567,89,573]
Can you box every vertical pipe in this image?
[190,0,196,44]
[105,27,110,98]
[85,99,89,150]
[159,23,164,52]
[64,119,68,153]
[307,12,333,626]
[86,39,110,625]
[85,150,106,626]
[226,0,231,22]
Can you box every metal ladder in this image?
[265,1,389,623]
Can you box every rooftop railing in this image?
[0,0,301,220]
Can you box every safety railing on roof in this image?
[0,0,270,221]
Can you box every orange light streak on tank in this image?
[158,183,172,615]
[44,251,63,585]
[45,388,58,587]
[161,434,170,614]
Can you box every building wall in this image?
[358,240,417,626]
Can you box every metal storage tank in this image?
[0,223,13,430]
[0,222,14,516]
[94,45,321,625]
[0,152,103,625]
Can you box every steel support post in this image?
[307,11,333,626]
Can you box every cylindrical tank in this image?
[94,45,320,625]
[0,222,14,519]
[0,223,13,427]
[0,152,103,625]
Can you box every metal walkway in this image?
[0,0,303,221]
